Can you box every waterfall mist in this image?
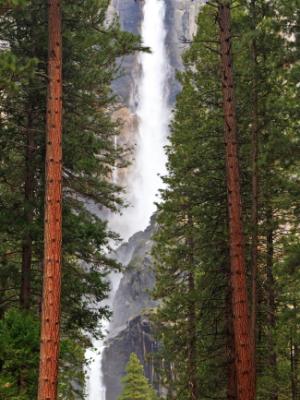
[85,0,170,398]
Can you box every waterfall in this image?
[127,0,169,236]
[85,0,170,398]
[84,332,107,400]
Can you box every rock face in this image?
[164,0,203,101]
[107,0,143,103]
[103,218,159,400]
[103,316,159,400]
[110,220,157,332]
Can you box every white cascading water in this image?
[85,332,107,400]
[124,0,170,236]
[85,0,170,398]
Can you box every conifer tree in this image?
[118,353,158,400]
[37,0,63,398]
[217,2,254,399]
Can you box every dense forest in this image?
[0,0,143,398]
[0,0,299,400]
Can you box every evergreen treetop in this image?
[118,353,158,400]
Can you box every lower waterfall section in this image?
[84,325,108,400]
[85,0,170,398]
[84,273,122,400]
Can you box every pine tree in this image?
[118,353,158,400]
[217,2,254,399]
[37,1,63,398]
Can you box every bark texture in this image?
[37,1,63,399]
[217,2,254,400]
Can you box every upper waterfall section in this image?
[107,0,202,105]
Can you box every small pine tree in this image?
[118,353,158,400]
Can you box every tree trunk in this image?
[37,1,63,399]
[20,107,35,310]
[217,2,255,400]
[266,208,278,400]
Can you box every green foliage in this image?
[0,309,39,399]
[0,52,37,93]
[0,309,88,400]
[58,337,86,400]
[0,0,27,8]
[118,353,158,400]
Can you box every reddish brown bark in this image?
[37,1,63,399]
[217,2,255,400]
